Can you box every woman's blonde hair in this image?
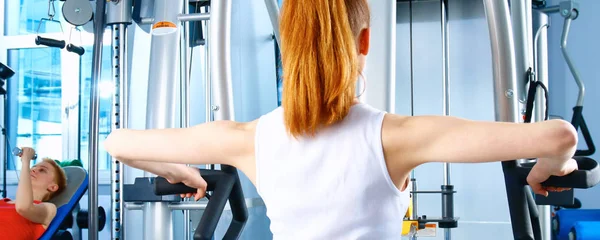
[280,0,371,138]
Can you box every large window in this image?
[5,0,66,36]
[6,47,63,170]
[2,0,114,182]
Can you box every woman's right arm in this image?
[15,148,57,226]
[382,114,578,196]
[104,120,257,179]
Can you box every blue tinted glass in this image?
[6,48,62,170]
[5,0,67,36]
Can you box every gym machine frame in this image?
[400,1,458,239]
[482,1,600,240]
[86,0,278,239]
[105,0,248,239]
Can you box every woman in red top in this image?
[0,147,67,239]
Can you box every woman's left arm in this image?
[15,148,57,226]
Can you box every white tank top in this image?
[255,102,411,239]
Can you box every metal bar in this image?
[533,23,548,82]
[140,14,209,24]
[144,0,183,238]
[124,202,144,210]
[441,1,452,236]
[511,0,533,105]
[117,24,128,240]
[533,10,552,239]
[409,0,418,233]
[101,5,132,238]
[110,23,128,240]
[169,202,209,210]
[88,0,107,238]
[560,15,584,107]
[140,18,155,24]
[2,93,6,198]
[210,0,233,122]
[143,202,172,240]
[539,5,560,14]
[264,0,281,46]
[180,2,191,239]
[106,0,132,25]
[125,197,265,211]
[533,11,549,122]
[483,0,519,123]
[204,5,212,170]
[483,0,533,239]
[441,0,451,187]
[178,13,210,22]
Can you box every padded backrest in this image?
[49,167,87,207]
[39,166,88,240]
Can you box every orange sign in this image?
[152,21,177,29]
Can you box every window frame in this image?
[0,21,114,185]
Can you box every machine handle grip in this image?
[572,106,596,156]
[153,177,197,195]
[12,147,37,160]
[518,157,600,188]
[35,36,66,49]
[66,44,85,56]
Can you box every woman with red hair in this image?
[105,0,578,238]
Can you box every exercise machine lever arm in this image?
[154,168,248,240]
[560,10,584,107]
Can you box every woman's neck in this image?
[31,191,45,202]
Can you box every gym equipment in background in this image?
[483,1,600,240]
[0,62,12,198]
[61,0,93,27]
[400,1,458,239]
[568,221,600,240]
[552,209,600,240]
[34,0,87,56]
[0,62,13,95]
[126,166,249,240]
[35,0,66,49]
[91,0,271,239]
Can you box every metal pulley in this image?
[62,0,94,26]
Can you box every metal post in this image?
[144,0,183,238]
[264,0,281,46]
[110,24,128,240]
[106,0,132,239]
[441,1,451,239]
[533,10,551,240]
[204,5,212,171]
[178,13,210,22]
[483,0,535,239]
[409,2,417,239]
[511,0,534,105]
[88,0,107,239]
[483,0,519,123]
[210,0,233,121]
[441,0,451,186]
[179,2,191,239]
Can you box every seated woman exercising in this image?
[0,147,67,239]
[104,0,578,238]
